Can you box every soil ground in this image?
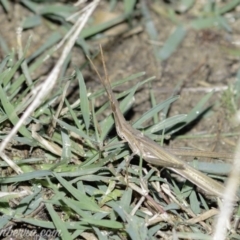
[0,1,239,164]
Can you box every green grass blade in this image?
[80,13,129,38]
[22,15,42,29]
[124,0,137,14]
[133,95,179,128]
[0,85,32,138]
[159,25,187,60]
[0,170,52,184]
[145,114,187,134]
[53,173,104,212]
[54,118,95,143]
[77,69,90,131]
[46,203,73,240]
[61,129,71,162]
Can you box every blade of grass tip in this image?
[76,180,86,194]
[91,98,101,147]
[71,230,85,239]
[198,194,209,210]
[159,25,186,61]
[22,15,42,29]
[99,183,122,207]
[107,201,127,222]
[149,82,158,124]
[45,203,73,240]
[0,55,9,73]
[80,13,129,39]
[17,29,33,88]
[38,4,76,19]
[133,95,179,129]
[7,50,15,68]
[145,114,187,135]
[184,91,213,123]
[119,188,132,211]
[53,173,104,212]
[77,69,90,132]
[180,184,194,199]
[162,79,183,120]
[168,91,213,134]
[51,131,86,157]
[61,129,71,162]
[54,118,95,143]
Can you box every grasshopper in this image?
[90,45,229,198]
